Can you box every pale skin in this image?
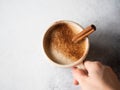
[72,61,120,90]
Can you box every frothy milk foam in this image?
[44,21,87,65]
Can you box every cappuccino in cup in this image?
[43,20,89,68]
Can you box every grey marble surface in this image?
[0,0,120,90]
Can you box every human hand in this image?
[72,61,120,90]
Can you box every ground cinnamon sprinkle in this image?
[48,23,86,61]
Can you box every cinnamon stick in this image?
[72,25,96,43]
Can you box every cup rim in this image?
[43,20,89,68]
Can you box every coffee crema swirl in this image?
[44,22,86,64]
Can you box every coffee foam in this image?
[50,47,74,64]
[44,21,87,65]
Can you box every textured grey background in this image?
[0,0,120,90]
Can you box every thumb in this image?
[72,67,87,83]
[73,79,79,85]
